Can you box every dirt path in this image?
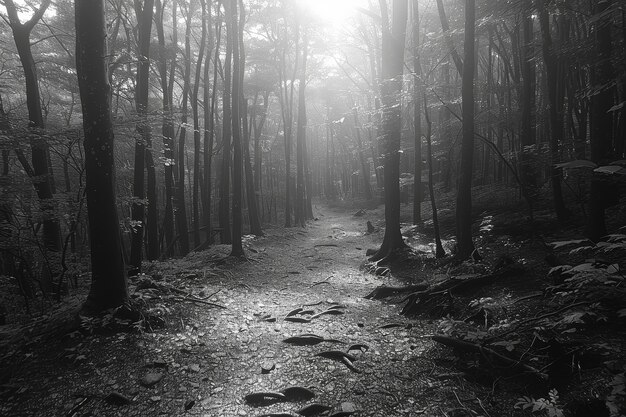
[1,205,457,417]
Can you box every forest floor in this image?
[1,193,625,417]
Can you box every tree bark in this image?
[75,0,128,311]
[369,0,409,262]
[295,31,309,226]
[455,0,476,260]
[229,0,244,256]
[130,0,156,272]
[175,1,192,255]
[4,0,61,253]
[219,0,233,244]
[536,0,569,222]
[411,0,422,224]
[192,0,208,249]
[587,0,616,241]
[155,0,175,257]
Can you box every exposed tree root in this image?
[402,264,525,316]
[432,335,548,382]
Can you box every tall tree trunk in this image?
[455,0,476,260]
[155,0,175,257]
[587,0,616,241]
[130,0,155,273]
[411,0,422,224]
[230,0,244,256]
[519,4,536,220]
[239,1,262,237]
[76,0,128,312]
[5,0,61,254]
[295,31,309,227]
[219,0,233,244]
[353,106,373,201]
[203,0,218,246]
[176,2,192,255]
[253,91,270,218]
[192,0,208,249]
[424,93,445,258]
[370,0,409,263]
[536,0,569,221]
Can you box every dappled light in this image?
[0,0,625,416]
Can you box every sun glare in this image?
[301,0,369,26]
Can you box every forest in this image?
[0,0,625,416]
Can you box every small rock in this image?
[261,361,276,374]
[140,372,164,387]
[189,363,200,373]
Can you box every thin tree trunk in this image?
[176,1,192,255]
[423,93,445,258]
[155,0,175,257]
[295,31,309,226]
[230,0,244,256]
[455,0,476,260]
[412,0,422,224]
[219,0,233,244]
[130,0,155,272]
[536,0,569,221]
[192,0,208,249]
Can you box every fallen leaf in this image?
[283,334,324,346]
[296,403,332,416]
[284,317,312,324]
[280,386,316,401]
[184,399,195,410]
[286,308,303,317]
[244,391,286,406]
[310,310,345,319]
[104,391,131,406]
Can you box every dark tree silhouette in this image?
[455,0,476,260]
[75,0,128,311]
[129,0,156,273]
[4,0,61,253]
[369,0,409,262]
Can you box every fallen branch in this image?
[364,283,428,300]
[432,335,548,381]
[484,301,592,343]
[175,296,226,309]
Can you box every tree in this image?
[219,0,233,244]
[192,0,208,249]
[587,0,616,241]
[455,0,476,260]
[294,30,308,226]
[75,0,128,311]
[369,0,409,262]
[175,1,192,256]
[129,0,156,273]
[411,0,422,224]
[536,0,568,222]
[3,0,61,253]
[229,0,244,256]
[155,0,176,256]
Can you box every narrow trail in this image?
[2,205,448,417]
[185,205,438,416]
